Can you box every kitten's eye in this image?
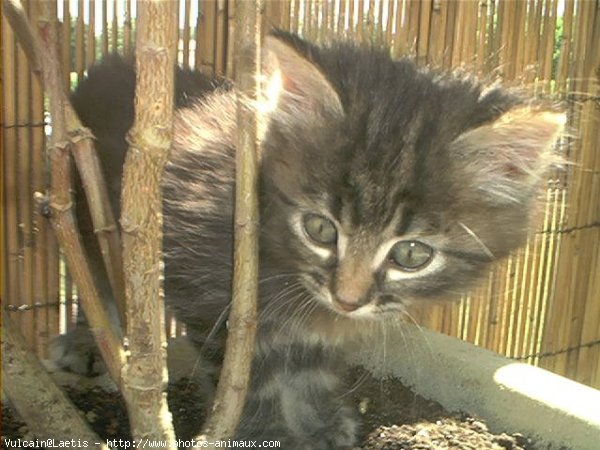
[303,214,337,245]
[389,240,433,270]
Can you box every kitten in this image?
[64,31,563,448]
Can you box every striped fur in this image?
[60,32,563,448]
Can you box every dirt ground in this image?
[2,369,545,450]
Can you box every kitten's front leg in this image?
[237,342,358,450]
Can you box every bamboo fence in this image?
[2,0,599,389]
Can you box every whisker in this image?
[258,272,300,285]
[338,367,371,400]
[458,221,496,260]
[277,293,315,339]
[259,283,307,322]
[401,311,435,363]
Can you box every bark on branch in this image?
[199,0,263,443]
[119,0,177,444]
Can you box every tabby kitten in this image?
[68,31,563,449]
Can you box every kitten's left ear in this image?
[452,108,565,204]
[261,35,343,120]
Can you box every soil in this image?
[347,370,534,450]
[2,369,540,450]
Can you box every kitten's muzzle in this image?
[334,296,366,312]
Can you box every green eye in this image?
[303,214,337,245]
[389,240,433,270]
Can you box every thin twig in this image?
[199,0,262,443]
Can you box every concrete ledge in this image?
[349,325,600,450]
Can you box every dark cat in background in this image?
[57,31,563,449]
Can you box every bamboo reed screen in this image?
[2,0,599,389]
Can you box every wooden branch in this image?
[4,0,127,327]
[119,0,177,444]
[199,0,262,443]
[3,0,125,384]
[67,113,127,327]
[2,312,107,448]
[1,0,42,76]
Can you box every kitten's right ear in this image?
[262,35,344,121]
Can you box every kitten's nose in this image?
[334,253,373,313]
[334,290,372,312]
[334,297,363,312]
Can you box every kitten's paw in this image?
[309,405,359,449]
[240,398,359,450]
[284,375,360,449]
[238,354,361,449]
[48,327,106,376]
[329,405,360,448]
[277,416,359,450]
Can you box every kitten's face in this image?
[262,124,498,319]
[259,34,563,320]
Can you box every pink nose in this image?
[334,297,362,312]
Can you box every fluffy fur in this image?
[62,31,563,448]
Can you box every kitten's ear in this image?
[262,35,343,119]
[452,108,565,204]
